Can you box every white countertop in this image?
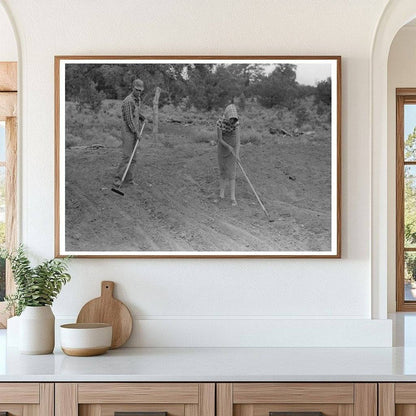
[1,328,416,382]
[4,313,416,383]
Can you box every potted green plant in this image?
[2,245,71,354]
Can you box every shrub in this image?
[315,77,331,106]
[295,106,309,128]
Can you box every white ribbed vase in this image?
[19,306,55,354]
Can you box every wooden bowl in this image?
[60,323,112,356]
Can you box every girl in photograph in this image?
[216,103,241,206]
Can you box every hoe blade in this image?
[111,187,124,196]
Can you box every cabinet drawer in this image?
[217,383,376,416]
[233,384,354,404]
[78,383,200,404]
[0,383,39,403]
[56,383,215,416]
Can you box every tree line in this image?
[65,63,331,112]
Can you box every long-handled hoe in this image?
[233,152,274,223]
[111,122,146,196]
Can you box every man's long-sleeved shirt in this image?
[121,93,142,134]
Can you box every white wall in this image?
[0,0,393,346]
[0,3,17,61]
[387,25,416,312]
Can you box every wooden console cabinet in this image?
[0,381,401,416]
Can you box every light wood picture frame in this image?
[55,56,341,258]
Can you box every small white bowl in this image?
[60,323,112,356]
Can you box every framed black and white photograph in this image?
[55,56,341,258]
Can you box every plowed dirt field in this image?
[65,121,332,253]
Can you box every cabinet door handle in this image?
[115,412,168,416]
[270,413,324,416]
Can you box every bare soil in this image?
[65,120,332,253]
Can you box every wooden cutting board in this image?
[76,281,133,349]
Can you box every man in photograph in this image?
[113,78,146,187]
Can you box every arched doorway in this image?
[371,0,416,319]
